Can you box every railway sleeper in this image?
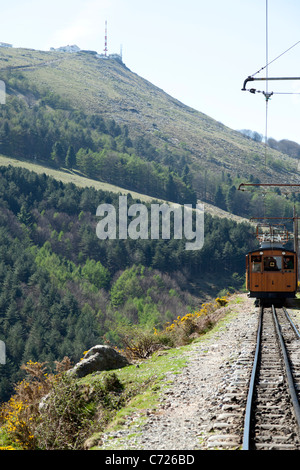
[206,433,241,449]
[255,424,297,432]
[255,443,299,450]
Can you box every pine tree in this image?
[226,185,238,213]
[214,185,226,210]
[65,145,76,169]
[17,202,33,226]
[51,141,65,166]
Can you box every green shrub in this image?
[35,371,124,450]
[118,326,164,360]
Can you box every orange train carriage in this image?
[246,248,298,302]
[246,224,298,305]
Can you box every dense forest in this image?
[0,165,256,401]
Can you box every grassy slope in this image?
[0,153,250,225]
[0,47,298,185]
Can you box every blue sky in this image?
[1,0,300,143]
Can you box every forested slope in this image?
[0,47,296,404]
[0,165,256,401]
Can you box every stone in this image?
[69,345,130,378]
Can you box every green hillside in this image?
[0,153,250,225]
[0,47,286,164]
[1,46,299,218]
[0,46,299,414]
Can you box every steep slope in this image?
[0,153,249,225]
[0,47,298,186]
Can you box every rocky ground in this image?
[99,294,262,450]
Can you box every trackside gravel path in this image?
[100,295,263,450]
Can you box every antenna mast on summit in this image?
[104,20,108,56]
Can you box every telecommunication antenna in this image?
[104,20,108,56]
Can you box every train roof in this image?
[247,247,296,255]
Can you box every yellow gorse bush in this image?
[1,396,34,449]
[215,294,229,307]
[165,295,229,333]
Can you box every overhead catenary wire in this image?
[251,39,300,78]
[250,0,300,85]
[263,0,269,216]
[242,0,300,159]
[242,2,300,97]
[239,1,300,251]
[264,0,270,167]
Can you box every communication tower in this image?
[104,20,108,56]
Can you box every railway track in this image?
[243,305,300,450]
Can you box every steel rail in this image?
[242,306,263,450]
[242,305,300,450]
[282,306,300,340]
[271,305,300,432]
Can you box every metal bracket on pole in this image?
[242,76,300,92]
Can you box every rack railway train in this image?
[246,224,298,306]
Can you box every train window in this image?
[263,256,282,271]
[283,256,294,271]
[251,255,262,272]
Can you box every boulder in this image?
[69,345,130,378]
